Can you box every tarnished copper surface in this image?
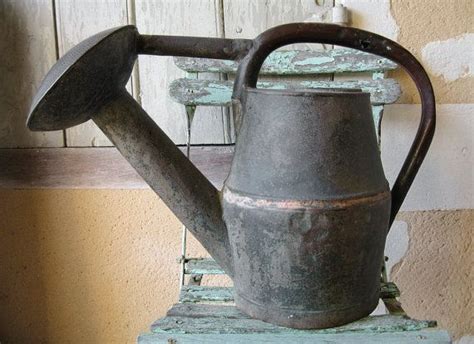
[223,187,391,210]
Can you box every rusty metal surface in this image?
[223,187,391,329]
[27,26,138,131]
[26,25,236,276]
[27,23,436,330]
[232,22,436,225]
[223,85,391,328]
[92,91,233,275]
[138,35,252,60]
[226,87,388,200]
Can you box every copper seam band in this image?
[223,187,391,210]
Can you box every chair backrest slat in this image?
[174,48,398,74]
[169,78,401,106]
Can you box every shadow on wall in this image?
[0,191,49,342]
[0,2,50,342]
[0,0,63,148]
[0,191,102,342]
[0,189,199,343]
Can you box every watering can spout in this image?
[26,26,234,276]
[93,91,233,276]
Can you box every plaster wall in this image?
[344,0,473,104]
[0,191,471,343]
[390,0,474,104]
[0,190,200,343]
[0,0,472,343]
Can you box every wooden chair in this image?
[138,48,450,343]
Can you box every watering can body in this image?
[223,88,391,327]
[27,23,435,329]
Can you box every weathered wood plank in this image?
[185,258,225,275]
[0,0,64,148]
[167,304,241,319]
[55,0,129,146]
[135,0,227,145]
[0,147,233,189]
[153,305,436,334]
[139,329,451,343]
[174,49,398,74]
[220,0,334,143]
[223,0,331,46]
[151,316,437,336]
[179,286,234,304]
[177,282,401,304]
[170,78,401,106]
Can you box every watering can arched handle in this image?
[233,23,436,226]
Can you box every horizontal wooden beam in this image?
[0,147,233,189]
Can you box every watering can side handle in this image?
[233,23,435,228]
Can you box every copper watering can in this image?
[27,23,435,329]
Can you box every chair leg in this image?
[179,105,197,289]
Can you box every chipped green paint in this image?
[179,286,234,304]
[150,303,438,335]
[185,258,225,275]
[151,314,437,335]
[170,78,401,106]
[139,330,451,343]
[141,304,448,343]
[372,72,386,80]
[178,282,401,304]
[257,81,287,90]
[174,48,398,74]
[263,50,299,66]
[169,77,398,138]
[293,55,334,66]
[196,82,231,105]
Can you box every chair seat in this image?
[179,286,234,304]
[138,303,450,343]
[185,257,225,275]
